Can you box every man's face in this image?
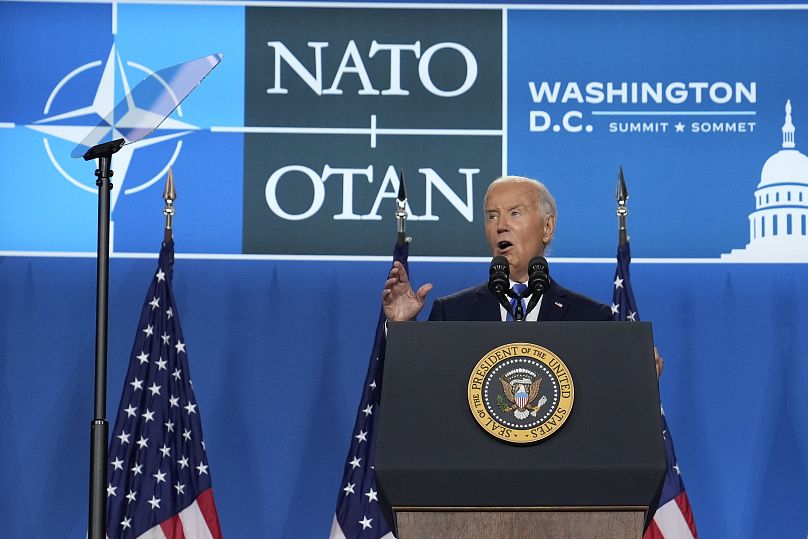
[484,181,555,282]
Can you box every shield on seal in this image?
[515,387,529,410]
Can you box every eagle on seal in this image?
[500,377,543,420]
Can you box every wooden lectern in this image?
[376,322,666,539]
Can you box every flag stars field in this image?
[330,244,410,539]
[105,243,221,537]
[613,241,697,538]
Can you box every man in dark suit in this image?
[383,175,612,322]
[382,175,662,374]
[427,279,613,322]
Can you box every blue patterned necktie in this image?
[508,283,528,321]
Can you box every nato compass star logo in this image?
[25,44,198,231]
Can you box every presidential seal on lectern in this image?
[468,343,574,444]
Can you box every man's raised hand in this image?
[382,261,433,321]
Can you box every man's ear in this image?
[543,214,556,246]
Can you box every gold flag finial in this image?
[615,166,629,247]
[163,168,176,242]
[395,169,411,245]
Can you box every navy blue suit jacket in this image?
[427,279,613,322]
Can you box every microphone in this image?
[524,256,550,316]
[488,256,514,316]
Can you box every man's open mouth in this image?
[497,241,513,251]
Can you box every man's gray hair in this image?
[484,176,557,219]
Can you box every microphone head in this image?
[524,256,550,316]
[528,256,549,274]
[489,255,510,276]
[488,256,510,295]
[527,256,550,295]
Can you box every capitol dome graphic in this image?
[722,100,808,262]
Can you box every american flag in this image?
[106,241,222,538]
[612,242,698,539]
[329,243,408,539]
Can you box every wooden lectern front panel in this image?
[395,510,645,539]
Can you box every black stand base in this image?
[89,420,108,537]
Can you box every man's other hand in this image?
[654,347,664,379]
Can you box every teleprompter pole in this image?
[85,138,124,539]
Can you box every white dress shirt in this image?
[498,279,543,322]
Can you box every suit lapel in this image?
[537,280,569,321]
[473,286,502,321]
